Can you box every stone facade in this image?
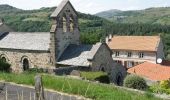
[0,49,52,72]
[91,44,114,71]
[50,0,80,61]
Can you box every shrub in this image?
[160,80,170,89]
[149,80,170,94]
[0,59,11,72]
[123,74,147,90]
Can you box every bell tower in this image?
[50,0,80,65]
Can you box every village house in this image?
[0,0,126,85]
[107,35,164,69]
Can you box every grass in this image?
[0,72,162,100]
[80,71,107,80]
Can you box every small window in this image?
[69,17,74,32]
[63,17,67,33]
[127,52,132,57]
[115,51,120,57]
[139,52,144,58]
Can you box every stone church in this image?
[0,0,126,84]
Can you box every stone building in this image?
[0,0,126,84]
[107,35,164,69]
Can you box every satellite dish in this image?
[157,58,162,64]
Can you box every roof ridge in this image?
[50,0,70,18]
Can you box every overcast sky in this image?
[0,0,170,14]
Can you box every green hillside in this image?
[95,7,170,25]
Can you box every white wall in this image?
[112,50,156,63]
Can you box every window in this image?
[1,57,6,62]
[69,16,74,32]
[139,52,144,58]
[23,58,29,71]
[63,16,67,33]
[115,51,120,57]
[127,52,132,57]
[127,61,134,68]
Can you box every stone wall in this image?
[91,44,127,85]
[54,66,90,75]
[91,44,113,72]
[0,49,53,72]
[157,38,164,60]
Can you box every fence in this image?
[0,82,86,100]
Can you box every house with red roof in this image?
[128,61,170,83]
[106,35,164,69]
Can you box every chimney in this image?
[109,34,112,41]
[105,36,109,44]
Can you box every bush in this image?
[149,80,170,94]
[160,80,170,89]
[123,74,147,90]
[0,59,11,72]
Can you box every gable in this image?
[51,0,77,18]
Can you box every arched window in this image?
[23,58,29,71]
[69,16,74,32]
[100,64,105,72]
[1,57,6,62]
[0,54,8,62]
[116,72,123,86]
[63,16,67,33]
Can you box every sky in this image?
[0,0,170,14]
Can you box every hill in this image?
[95,9,122,19]
[0,4,103,32]
[95,7,170,25]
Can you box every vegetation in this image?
[80,71,110,83]
[123,75,147,90]
[149,80,170,94]
[0,59,11,72]
[0,72,162,100]
[95,7,170,25]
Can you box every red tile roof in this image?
[108,36,160,52]
[128,62,170,81]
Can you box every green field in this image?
[0,72,162,100]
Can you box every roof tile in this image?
[128,62,170,81]
[108,36,160,51]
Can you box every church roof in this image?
[57,43,102,66]
[0,32,50,51]
[51,0,77,18]
[107,36,160,52]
